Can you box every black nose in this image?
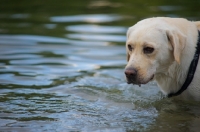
[125,68,137,76]
[124,68,137,83]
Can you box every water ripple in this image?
[67,33,126,42]
[0,35,69,45]
[66,24,127,34]
[50,14,123,23]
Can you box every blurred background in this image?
[0,0,200,131]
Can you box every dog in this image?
[124,17,200,101]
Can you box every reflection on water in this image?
[0,0,200,131]
[0,35,69,44]
[66,24,127,34]
[50,14,123,23]
[67,33,126,42]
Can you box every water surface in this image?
[1,0,200,131]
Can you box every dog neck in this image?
[155,30,200,97]
[167,30,200,97]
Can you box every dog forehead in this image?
[127,28,162,44]
[127,21,167,45]
[136,17,167,26]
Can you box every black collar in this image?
[168,30,200,98]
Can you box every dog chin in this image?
[128,74,154,85]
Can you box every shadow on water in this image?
[0,0,200,131]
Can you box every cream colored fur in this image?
[125,17,200,100]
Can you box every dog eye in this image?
[128,44,133,51]
[143,47,154,54]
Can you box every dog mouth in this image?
[126,74,154,86]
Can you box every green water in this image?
[1,0,200,131]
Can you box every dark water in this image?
[1,0,200,131]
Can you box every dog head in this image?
[124,18,186,85]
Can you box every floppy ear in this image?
[194,21,200,30]
[166,30,186,64]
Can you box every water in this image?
[0,0,200,131]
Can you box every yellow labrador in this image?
[125,17,200,100]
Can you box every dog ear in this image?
[166,30,186,64]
